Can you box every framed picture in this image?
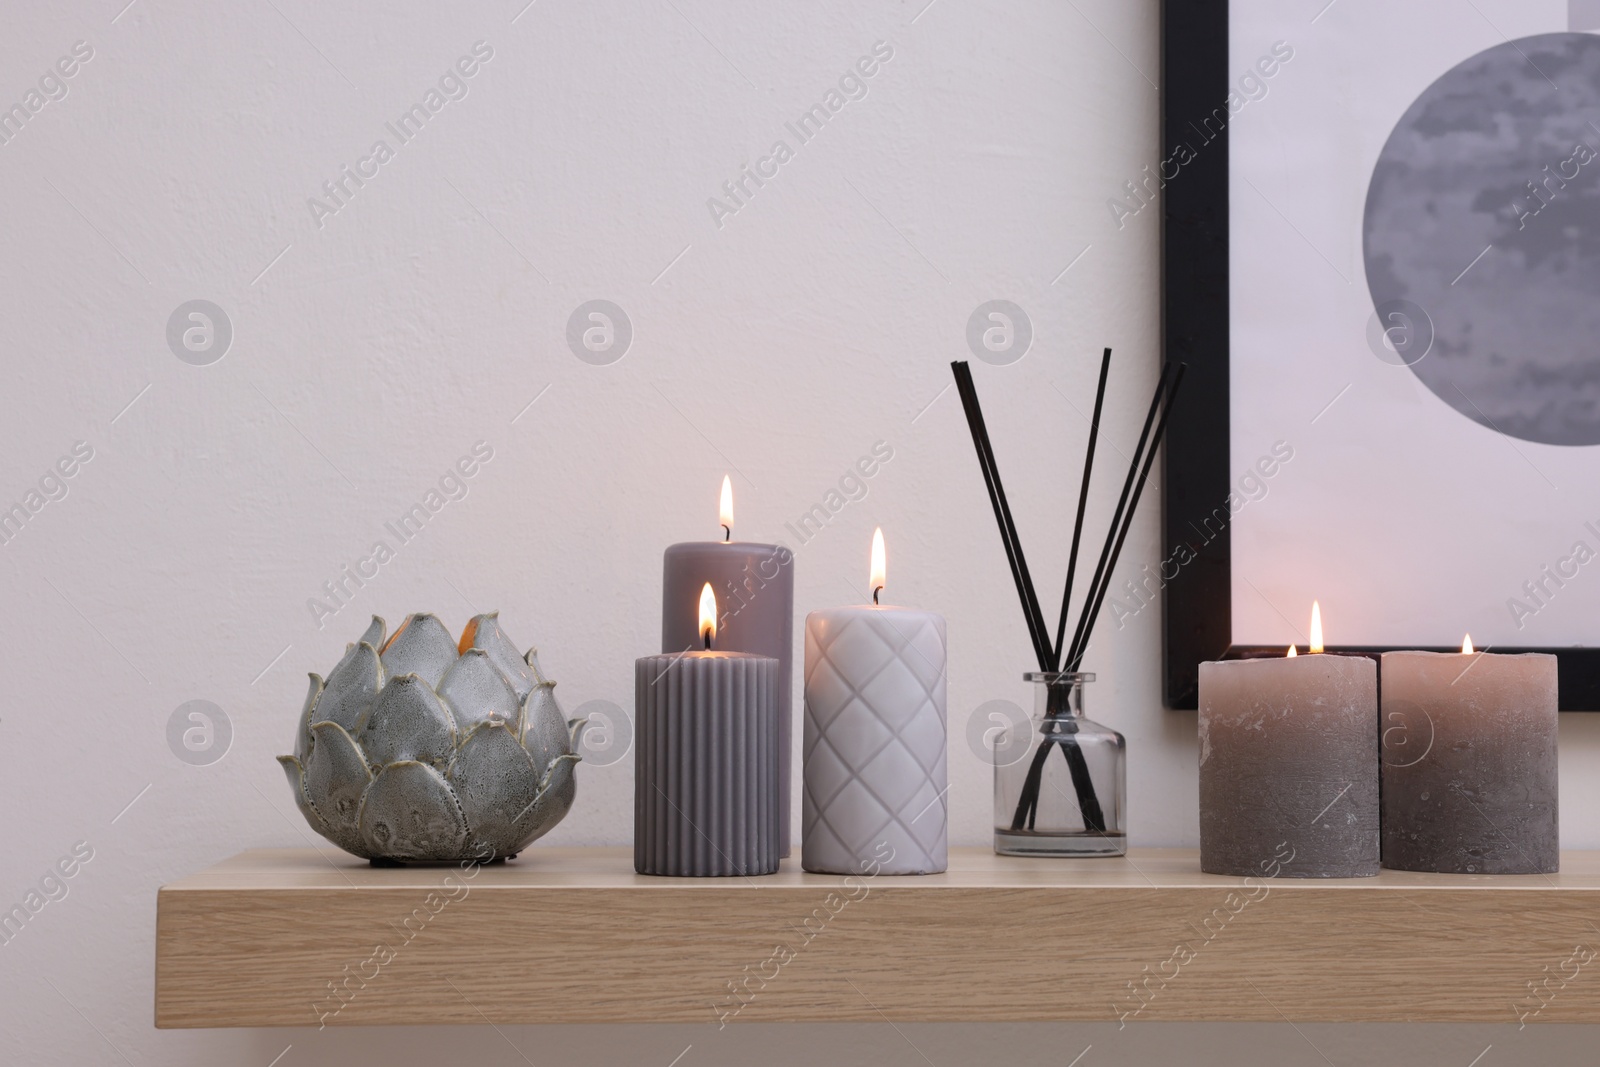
[1160,0,1600,709]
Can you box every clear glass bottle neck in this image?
[1025,672,1093,720]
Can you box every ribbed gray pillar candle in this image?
[663,541,794,855]
[1199,654,1379,878]
[1381,650,1558,874]
[635,651,781,876]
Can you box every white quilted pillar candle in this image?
[802,533,947,875]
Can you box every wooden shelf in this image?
[155,847,1600,1028]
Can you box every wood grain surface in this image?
[154,847,1600,1028]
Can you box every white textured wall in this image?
[2,1,1598,1063]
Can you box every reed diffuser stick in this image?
[1063,362,1177,671]
[1052,347,1113,667]
[1066,365,1186,672]
[951,362,1052,669]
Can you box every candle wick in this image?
[722,525,730,542]
[702,629,712,651]
[872,585,882,606]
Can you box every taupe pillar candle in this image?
[1380,649,1558,874]
[1199,654,1379,877]
[662,481,795,855]
[634,650,780,876]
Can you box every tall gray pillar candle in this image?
[1199,654,1379,877]
[635,650,780,876]
[662,491,794,855]
[1381,648,1558,874]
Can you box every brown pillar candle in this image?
[1380,644,1558,875]
[1199,603,1379,878]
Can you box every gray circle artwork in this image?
[964,698,1031,767]
[167,699,232,766]
[166,300,233,366]
[966,300,1032,366]
[572,698,632,766]
[566,300,632,366]
[1364,33,1600,446]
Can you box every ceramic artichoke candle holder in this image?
[277,612,581,864]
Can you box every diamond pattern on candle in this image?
[803,611,948,874]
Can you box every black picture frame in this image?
[1157,0,1600,710]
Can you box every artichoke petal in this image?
[438,649,522,733]
[523,647,551,686]
[296,673,325,763]
[521,682,573,777]
[566,716,588,748]
[460,612,540,700]
[304,722,373,854]
[361,675,457,769]
[277,754,326,833]
[315,642,383,733]
[448,721,542,857]
[358,761,469,860]
[359,614,387,651]
[542,751,581,786]
[507,753,579,854]
[380,613,458,688]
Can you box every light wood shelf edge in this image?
[155,847,1600,1028]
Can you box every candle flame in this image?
[719,476,733,539]
[1462,633,1474,655]
[870,527,886,604]
[1287,644,1297,658]
[1309,600,1323,655]
[699,582,717,648]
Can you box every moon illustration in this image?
[1364,32,1600,447]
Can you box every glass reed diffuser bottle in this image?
[950,351,1182,859]
[994,672,1126,856]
